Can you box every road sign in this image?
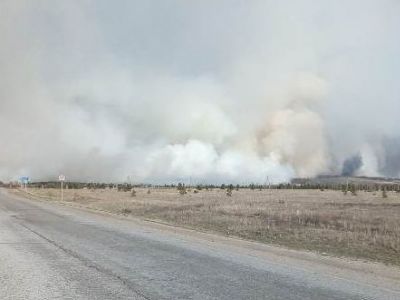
[58,175,66,201]
[20,176,30,184]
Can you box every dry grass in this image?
[19,187,400,265]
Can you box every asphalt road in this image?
[0,189,399,300]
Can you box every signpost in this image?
[59,174,66,201]
[20,176,30,191]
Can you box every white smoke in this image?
[0,1,399,183]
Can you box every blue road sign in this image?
[20,176,30,184]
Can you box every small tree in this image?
[341,184,348,195]
[382,187,388,198]
[350,184,357,196]
[226,185,233,197]
[131,188,136,197]
[178,183,187,195]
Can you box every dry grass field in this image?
[15,187,400,265]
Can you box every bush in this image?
[226,185,233,197]
[177,183,187,195]
[120,208,132,214]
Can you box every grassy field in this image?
[15,187,400,265]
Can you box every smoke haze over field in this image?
[1,1,400,183]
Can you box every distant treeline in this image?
[7,181,400,193]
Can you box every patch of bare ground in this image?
[14,187,400,265]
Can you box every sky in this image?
[0,0,399,184]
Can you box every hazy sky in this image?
[1,1,399,183]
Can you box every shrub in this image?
[226,185,233,197]
[120,208,132,215]
[177,183,187,195]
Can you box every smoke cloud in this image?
[1,1,400,183]
[341,154,363,177]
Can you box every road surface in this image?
[0,189,399,299]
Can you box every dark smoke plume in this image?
[342,154,363,177]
